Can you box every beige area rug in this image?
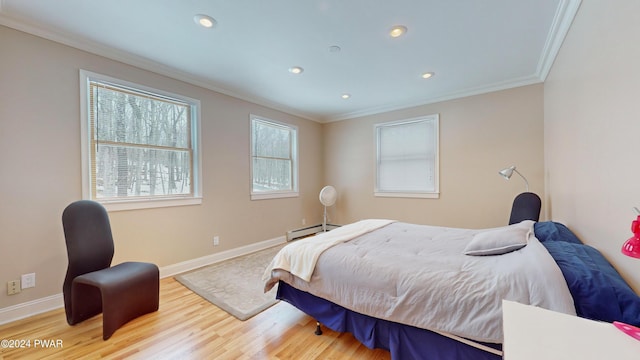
[175,244,285,321]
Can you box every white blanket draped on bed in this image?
[263,220,576,343]
[262,219,395,289]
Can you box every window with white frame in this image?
[375,114,439,198]
[80,70,201,210]
[250,115,298,200]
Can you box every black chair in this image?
[508,192,542,225]
[62,200,159,340]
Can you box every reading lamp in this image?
[614,208,640,341]
[498,165,529,192]
[622,208,640,258]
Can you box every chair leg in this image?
[101,268,159,340]
[70,282,103,325]
[71,263,160,340]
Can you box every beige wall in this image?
[0,26,323,308]
[10,2,639,316]
[544,1,640,291]
[323,84,545,228]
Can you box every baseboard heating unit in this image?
[286,224,340,241]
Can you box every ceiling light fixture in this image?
[390,25,408,38]
[328,45,341,53]
[289,66,304,74]
[341,93,351,99]
[194,14,216,28]
[421,72,435,79]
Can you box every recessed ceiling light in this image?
[421,72,435,79]
[341,93,351,99]
[289,66,304,74]
[194,14,216,28]
[390,25,407,38]
[328,45,341,53]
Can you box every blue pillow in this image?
[534,221,583,244]
[543,240,640,326]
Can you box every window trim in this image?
[374,114,440,199]
[79,70,202,211]
[249,114,299,200]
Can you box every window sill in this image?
[374,192,440,199]
[97,197,203,212]
[251,192,299,201]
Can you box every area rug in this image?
[175,244,285,321]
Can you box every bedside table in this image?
[503,300,639,360]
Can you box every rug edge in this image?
[174,271,279,321]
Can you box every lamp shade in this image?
[499,166,515,179]
[622,237,640,258]
[622,215,640,258]
[498,165,529,192]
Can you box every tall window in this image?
[375,114,439,198]
[250,115,298,200]
[80,70,201,210]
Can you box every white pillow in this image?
[464,222,532,256]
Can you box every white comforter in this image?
[263,220,576,343]
[263,219,395,288]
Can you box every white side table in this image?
[503,300,640,360]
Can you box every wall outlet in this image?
[213,236,220,246]
[7,280,21,295]
[21,273,36,289]
[302,218,306,225]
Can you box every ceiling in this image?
[0,0,581,122]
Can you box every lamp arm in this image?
[512,168,529,192]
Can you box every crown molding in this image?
[536,0,582,80]
[0,13,319,122]
[1,0,581,124]
[323,75,543,123]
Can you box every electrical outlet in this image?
[213,236,220,246]
[7,280,21,295]
[302,218,306,225]
[21,273,36,289]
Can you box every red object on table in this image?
[613,321,640,341]
[622,215,640,258]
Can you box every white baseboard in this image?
[0,294,64,325]
[159,235,285,278]
[0,235,286,325]
[286,223,340,241]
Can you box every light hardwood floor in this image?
[0,277,391,359]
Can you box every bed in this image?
[263,220,640,360]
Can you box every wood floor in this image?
[0,277,391,359]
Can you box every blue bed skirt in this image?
[274,221,640,359]
[277,281,501,360]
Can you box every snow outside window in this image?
[250,115,298,200]
[80,70,202,211]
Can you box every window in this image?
[80,70,201,210]
[375,114,439,198]
[250,115,298,200]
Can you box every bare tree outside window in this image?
[89,81,194,200]
[250,115,298,200]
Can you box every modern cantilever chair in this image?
[508,192,542,225]
[62,200,159,340]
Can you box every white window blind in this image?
[250,115,298,200]
[375,115,439,198]
[80,70,201,210]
